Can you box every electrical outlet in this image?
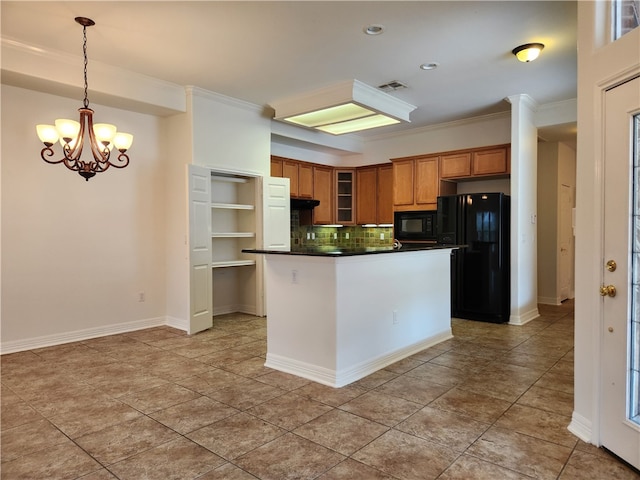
[306,232,311,240]
[312,232,316,239]
[333,233,337,239]
[345,232,350,240]
[138,291,145,302]
[393,310,399,324]
[291,270,298,284]
[380,233,385,240]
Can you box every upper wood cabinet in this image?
[440,153,471,179]
[298,163,314,198]
[392,159,415,208]
[356,167,377,225]
[392,154,456,211]
[335,169,355,225]
[415,157,439,207]
[271,156,314,198]
[356,164,394,225]
[376,164,393,224]
[313,165,333,225]
[270,157,283,177]
[472,147,509,176]
[438,145,510,180]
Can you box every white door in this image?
[601,76,640,468]
[559,184,573,301]
[262,176,290,251]
[188,165,213,335]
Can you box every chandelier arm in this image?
[40,146,67,165]
[109,152,131,169]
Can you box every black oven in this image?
[394,210,437,242]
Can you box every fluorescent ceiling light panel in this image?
[316,114,400,135]
[271,80,416,135]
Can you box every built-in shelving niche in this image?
[211,174,259,316]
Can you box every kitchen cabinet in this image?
[271,156,313,198]
[377,164,393,224]
[472,147,509,176]
[392,155,456,211]
[298,163,314,198]
[440,153,471,179]
[313,165,333,224]
[438,145,510,180]
[335,169,355,224]
[356,167,377,224]
[356,164,393,225]
[282,160,299,197]
[270,157,283,177]
[415,156,439,208]
[392,159,415,208]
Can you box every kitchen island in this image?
[244,245,457,387]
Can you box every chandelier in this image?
[36,17,133,181]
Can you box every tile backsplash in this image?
[290,211,393,248]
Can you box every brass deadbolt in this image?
[606,260,617,272]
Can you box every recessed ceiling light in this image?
[419,62,439,70]
[363,24,385,35]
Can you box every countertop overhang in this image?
[243,244,462,257]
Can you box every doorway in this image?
[600,76,640,469]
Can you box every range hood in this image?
[290,198,320,210]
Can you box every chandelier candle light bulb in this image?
[35,17,133,181]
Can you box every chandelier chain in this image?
[82,24,89,109]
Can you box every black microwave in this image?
[394,210,437,242]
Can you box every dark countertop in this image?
[242,244,462,257]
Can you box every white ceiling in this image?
[1,1,577,142]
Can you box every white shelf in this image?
[211,203,254,210]
[212,260,256,269]
[212,232,255,238]
[211,175,248,184]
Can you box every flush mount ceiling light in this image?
[512,43,545,62]
[419,62,440,70]
[36,17,133,181]
[363,24,385,35]
[271,79,417,135]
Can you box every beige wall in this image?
[1,85,168,351]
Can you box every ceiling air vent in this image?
[377,80,408,92]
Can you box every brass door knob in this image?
[600,285,617,297]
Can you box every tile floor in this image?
[2,301,639,479]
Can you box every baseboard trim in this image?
[538,296,563,306]
[165,316,188,332]
[0,316,167,355]
[508,307,540,326]
[568,411,592,443]
[265,330,453,388]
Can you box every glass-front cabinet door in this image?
[335,169,355,225]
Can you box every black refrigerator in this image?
[437,193,510,323]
